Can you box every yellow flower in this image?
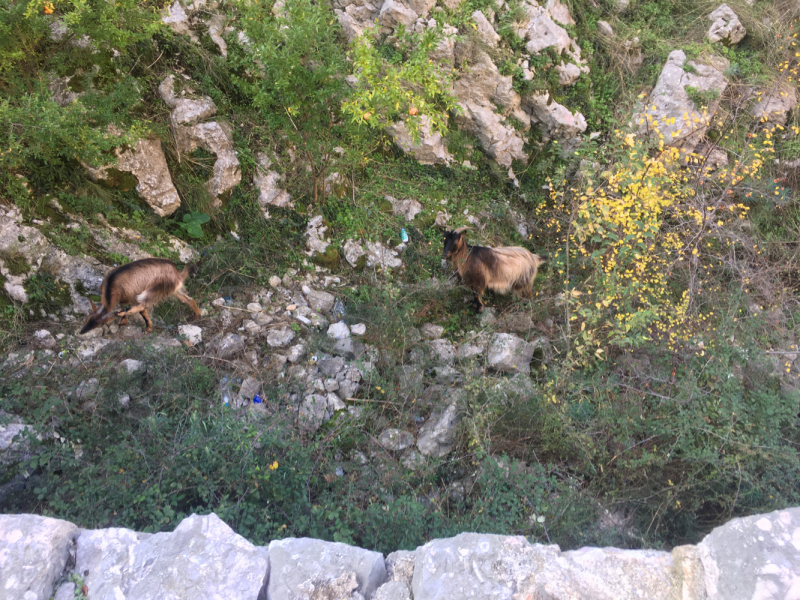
[269,461,279,470]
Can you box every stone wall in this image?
[1,507,797,600]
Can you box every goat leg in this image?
[175,292,202,320]
[141,307,153,333]
[117,305,153,332]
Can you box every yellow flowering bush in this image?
[543,118,776,362]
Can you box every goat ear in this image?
[89,298,97,312]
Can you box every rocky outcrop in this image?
[0,205,105,314]
[162,0,197,42]
[0,514,78,600]
[750,82,798,126]
[487,332,540,373]
[254,152,292,216]
[72,513,268,600]
[416,401,460,457]
[455,100,527,168]
[634,50,728,152]
[158,74,218,127]
[85,134,182,217]
[707,4,746,45]
[472,10,500,47]
[161,0,229,56]
[2,508,798,600]
[174,121,241,203]
[340,0,589,174]
[158,74,240,203]
[388,117,454,166]
[526,92,588,151]
[268,537,386,599]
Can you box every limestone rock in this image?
[388,116,454,166]
[306,289,336,313]
[268,327,296,348]
[298,394,324,433]
[236,376,261,408]
[386,550,415,585]
[472,10,500,47]
[380,0,417,28]
[387,195,424,221]
[457,343,484,360]
[328,321,351,340]
[74,514,268,600]
[287,343,307,364]
[162,1,197,42]
[525,92,588,150]
[179,324,203,346]
[305,215,331,256]
[267,537,387,600]
[0,514,78,600]
[411,532,676,600]
[34,329,57,349]
[556,61,583,85]
[560,546,676,598]
[48,73,82,107]
[343,238,366,268]
[211,333,246,359]
[378,428,415,452]
[76,338,112,360]
[455,100,527,168]
[375,580,413,600]
[207,14,228,57]
[254,152,292,215]
[427,338,456,365]
[174,121,241,202]
[707,4,746,45]
[697,507,800,600]
[416,401,460,457]
[454,49,525,118]
[159,75,218,126]
[430,24,458,68]
[597,20,614,38]
[634,50,727,152]
[0,421,39,465]
[350,323,367,336]
[751,82,798,126]
[120,358,143,373]
[519,4,572,55]
[487,333,535,373]
[365,241,402,269]
[88,137,181,217]
[420,324,444,339]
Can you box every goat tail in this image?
[489,247,544,296]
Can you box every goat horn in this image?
[89,298,97,312]
[453,226,472,234]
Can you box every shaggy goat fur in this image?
[443,228,544,311]
[80,258,201,334]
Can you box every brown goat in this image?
[80,258,201,334]
[443,227,545,312]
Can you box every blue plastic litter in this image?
[253,394,264,404]
[400,228,409,243]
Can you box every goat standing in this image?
[443,227,544,312]
[80,258,201,334]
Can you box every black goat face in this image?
[443,231,462,258]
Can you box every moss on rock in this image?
[312,245,340,271]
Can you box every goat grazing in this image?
[80,258,201,334]
[443,227,544,312]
